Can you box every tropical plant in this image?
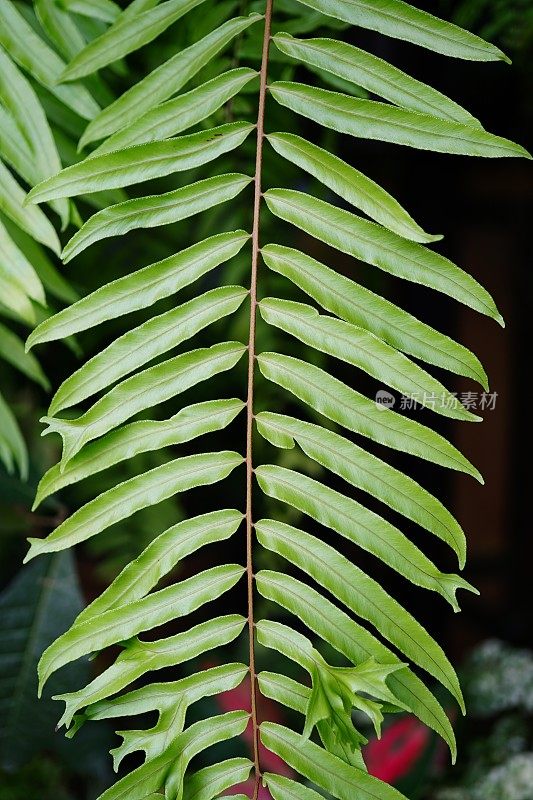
[9,0,530,798]
[0,0,123,476]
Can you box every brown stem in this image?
[246,2,274,798]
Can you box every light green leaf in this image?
[0,0,100,120]
[35,0,87,61]
[223,796,248,800]
[39,564,244,689]
[262,244,487,387]
[258,466,471,603]
[0,390,27,478]
[270,83,530,159]
[60,0,208,82]
[93,68,258,154]
[165,712,250,800]
[55,617,246,726]
[49,286,247,414]
[57,0,120,24]
[292,0,509,61]
[92,713,249,800]
[62,173,252,263]
[34,400,244,508]
[119,0,161,21]
[257,463,470,601]
[0,219,79,305]
[264,189,504,323]
[258,671,367,770]
[257,520,464,708]
[307,659,395,743]
[256,571,456,759]
[258,671,310,717]
[257,619,403,745]
[25,451,243,561]
[78,509,243,623]
[27,230,249,348]
[0,47,68,227]
[79,13,262,147]
[41,342,246,464]
[272,34,481,125]
[111,695,188,769]
[0,269,34,324]
[0,323,49,390]
[222,796,248,800]
[266,133,439,243]
[183,758,253,800]
[261,725,407,800]
[0,218,45,305]
[29,123,253,204]
[266,774,336,800]
[0,162,60,257]
[257,352,482,480]
[84,663,248,722]
[0,103,33,184]
[256,413,470,573]
[259,298,478,421]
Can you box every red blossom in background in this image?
[364,716,431,783]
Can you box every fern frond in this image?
[0,0,102,474]
[22,0,530,797]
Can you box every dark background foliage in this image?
[0,0,531,797]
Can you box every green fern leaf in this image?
[265,133,441,243]
[0,0,99,119]
[57,0,120,24]
[257,352,483,478]
[261,724,406,800]
[26,451,243,560]
[20,2,530,797]
[59,0,209,82]
[62,174,252,262]
[262,244,487,386]
[272,34,482,125]
[93,69,259,154]
[78,13,262,147]
[292,0,509,61]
